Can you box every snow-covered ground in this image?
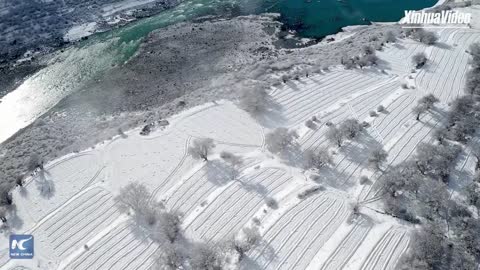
[2,3,480,270]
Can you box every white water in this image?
[0,41,118,143]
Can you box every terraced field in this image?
[2,25,480,270]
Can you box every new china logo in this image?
[10,235,34,259]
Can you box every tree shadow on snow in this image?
[314,165,352,189]
[375,58,392,72]
[205,160,232,186]
[36,169,55,199]
[255,98,288,128]
[435,42,451,50]
[278,143,304,168]
[427,107,448,125]
[448,150,475,191]
[237,180,268,196]
[241,240,276,270]
[393,43,406,50]
[339,132,383,165]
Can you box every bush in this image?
[412,29,438,45]
[412,52,427,68]
[377,105,385,112]
[265,198,278,209]
[305,119,316,129]
[362,45,375,55]
[359,176,370,185]
[384,30,396,43]
[369,111,378,117]
[297,186,325,199]
[27,153,43,171]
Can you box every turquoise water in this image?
[260,0,436,37]
[85,0,436,62]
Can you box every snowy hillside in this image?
[2,4,480,270]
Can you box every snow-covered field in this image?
[2,5,480,270]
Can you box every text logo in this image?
[401,10,472,28]
[10,235,34,259]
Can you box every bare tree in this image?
[412,52,427,68]
[359,176,370,185]
[0,206,7,223]
[470,140,480,171]
[220,151,243,179]
[362,45,375,55]
[155,243,183,270]
[0,184,12,206]
[303,148,332,169]
[465,68,480,95]
[415,142,461,182]
[419,94,439,110]
[385,30,396,43]
[468,42,480,68]
[326,126,345,147]
[413,103,427,121]
[155,211,181,243]
[239,87,269,115]
[189,243,222,270]
[339,118,362,140]
[433,128,447,145]
[27,153,43,171]
[368,148,388,170]
[228,227,261,261]
[265,128,297,154]
[115,182,151,214]
[189,138,215,161]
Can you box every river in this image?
[0,0,436,143]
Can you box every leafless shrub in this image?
[412,52,427,68]
[305,119,316,129]
[265,197,278,209]
[359,176,371,185]
[297,186,325,199]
